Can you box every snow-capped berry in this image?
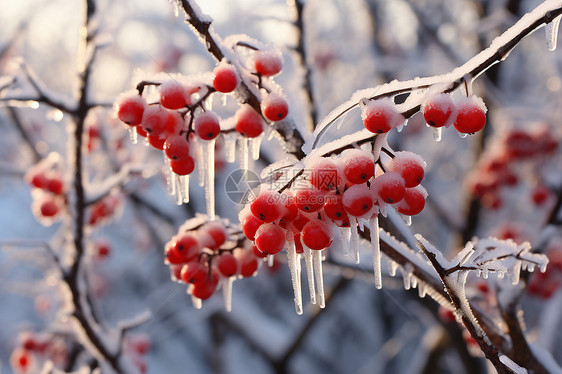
[301,221,333,250]
[291,213,310,232]
[251,245,268,259]
[253,50,283,77]
[242,214,263,241]
[361,98,404,134]
[216,253,238,277]
[29,171,47,189]
[238,249,259,277]
[323,194,347,221]
[213,63,239,93]
[294,187,326,213]
[147,134,166,150]
[388,151,426,188]
[116,92,145,126]
[341,149,375,185]
[194,112,221,140]
[160,80,190,110]
[250,190,283,223]
[164,135,190,160]
[170,157,195,175]
[10,347,33,374]
[373,172,406,204]
[45,177,64,195]
[39,198,61,217]
[255,223,286,255]
[171,233,201,262]
[453,96,487,134]
[180,261,207,284]
[342,184,374,217]
[136,125,148,138]
[142,106,182,139]
[280,194,299,223]
[396,186,427,216]
[421,93,456,128]
[202,222,228,249]
[192,272,219,300]
[235,104,264,138]
[307,157,340,191]
[261,93,288,122]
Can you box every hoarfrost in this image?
[545,14,562,51]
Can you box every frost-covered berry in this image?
[453,96,487,134]
[160,80,190,110]
[396,186,427,216]
[141,106,169,137]
[213,62,238,93]
[255,223,285,255]
[373,172,406,204]
[235,104,264,138]
[531,185,551,205]
[261,93,288,122]
[192,272,219,300]
[301,221,332,250]
[294,187,326,213]
[10,347,33,373]
[216,253,238,277]
[170,233,201,263]
[421,93,456,128]
[170,157,195,175]
[202,222,228,249]
[253,50,283,77]
[238,249,259,277]
[342,184,374,217]
[116,92,145,126]
[361,98,404,134]
[194,112,221,140]
[307,157,340,191]
[323,194,347,221]
[147,134,166,150]
[164,135,190,160]
[180,261,207,284]
[388,151,426,188]
[250,191,283,223]
[242,214,263,241]
[45,176,64,195]
[341,149,375,185]
[39,197,62,218]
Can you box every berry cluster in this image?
[421,93,487,134]
[10,331,68,374]
[25,155,67,225]
[89,193,123,226]
[123,333,151,374]
[165,218,264,306]
[466,126,558,210]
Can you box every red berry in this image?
[216,253,238,277]
[294,188,326,213]
[213,63,238,93]
[361,98,403,134]
[194,112,221,140]
[170,233,201,263]
[253,50,282,76]
[388,152,425,188]
[250,191,283,223]
[342,184,374,217]
[45,177,64,195]
[453,96,487,134]
[147,134,166,150]
[373,172,406,204]
[255,223,286,255]
[251,244,268,258]
[160,80,190,109]
[141,106,168,136]
[40,198,61,217]
[307,157,340,191]
[29,172,47,189]
[293,234,304,253]
[235,105,264,138]
[396,186,427,216]
[136,125,148,138]
[421,93,455,128]
[164,135,190,160]
[170,157,195,175]
[323,194,347,221]
[261,93,288,121]
[116,93,145,126]
[242,214,263,241]
[238,249,259,277]
[180,261,208,284]
[192,272,219,300]
[202,222,227,249]
[280,195,299,223]
[10,347,33,373]
[291,213,310,232]
[341,149,375,185]
[531,185,551,205]
[301,221,333,250]
[95,241,111,261]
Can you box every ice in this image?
[224,132,237,163]
[545,15,561,51]
[267,254,274,267]
[349,218,360,264]
[431,127,442,141]
[201,139,216,219]
[191,295,202,309]
[286,234,303,315]
[238,137,249,171]
[312,250,325,308]
[302,244,316,304]
[340,227,350,255]
[222,276,234,312]
[401,265,412,290]
[499,355,528,374]
[193,138,205,187]
[128,127,138,144]
[249,133,264,161]
[369,216,382,289]
[388,259,399,277]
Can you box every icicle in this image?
[312,250,325,308]
[176,173,185,205]
[286,234,303,315]
[128,127,138,144]
[369,216,382,289]
[249,133,264,161]
[170,0,180,17]
[545,15,561,51]
[267,254,275,267]
[396,123,404,133]
[181,175,190,204]
[340,227,350,255]
[222,277,234,312]
[167,160,175,195]
[303,244,316,304]
[510,260,522,285]
[349,218,360,264]
[201,139,216,219]
[431,127,442,142]
[401,265,412,290]
[191,295,202,309]
[539,262,547,273]
[389,259,398,277]
[457,132,468,139]
[238,137,249,171]
[411,276,418,289]
[482,269,489,279]
[527,263,535,273]
[402,214,412,226]
[418,281,427,298]
[224,133,237,163]
[193,138,205,187]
